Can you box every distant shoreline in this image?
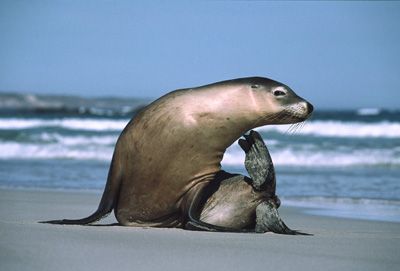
[1,91,399,112]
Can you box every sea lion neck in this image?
[181,85,267,149]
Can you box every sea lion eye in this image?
[251,84,259,89]
[273,90,286,97]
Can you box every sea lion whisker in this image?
[299,120,307,132]
[254,112,283,127]
[285,124,295,135]
[291,122,303,134]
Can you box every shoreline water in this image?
[1,160,399,223]
[1,188,399,271]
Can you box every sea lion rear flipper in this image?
[255,201,310,235]
[239,130,275,192]
[240,131,310,235]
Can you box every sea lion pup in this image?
[41,77,313,233]
[191,130,306,234]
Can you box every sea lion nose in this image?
[306,102,314,115]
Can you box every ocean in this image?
[1,93,399,222]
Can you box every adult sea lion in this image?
[42,77,313,233]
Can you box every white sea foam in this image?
[0,142,114,161]
[222,144,400,167]
[283,196,400,207]
[282,196,400,222]
[0,118,129,131]
[357,108,381,116]
[36,133,118,145]
[1,118,400,138]
[0,132,117,160]
[1,134,398,167]
[258,120,400,138]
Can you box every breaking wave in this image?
[221,143,400,167]
[259,120,400,138]
[1,117,400,138]
[0,118,129,131]
[1,133,398,167]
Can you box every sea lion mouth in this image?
[253,109,309,128]
[279,102,313,124]
[274,110,307,124]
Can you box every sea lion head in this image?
[241,77,313,125]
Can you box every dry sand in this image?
[1,188,399,271]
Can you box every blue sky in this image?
[0,1,399,109]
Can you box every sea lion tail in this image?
[40,150,123,225]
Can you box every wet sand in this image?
[1,188,399,271]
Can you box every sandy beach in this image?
[1,188,399,271]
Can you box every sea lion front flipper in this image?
[238,130,275,192]
[255,201,310,235]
